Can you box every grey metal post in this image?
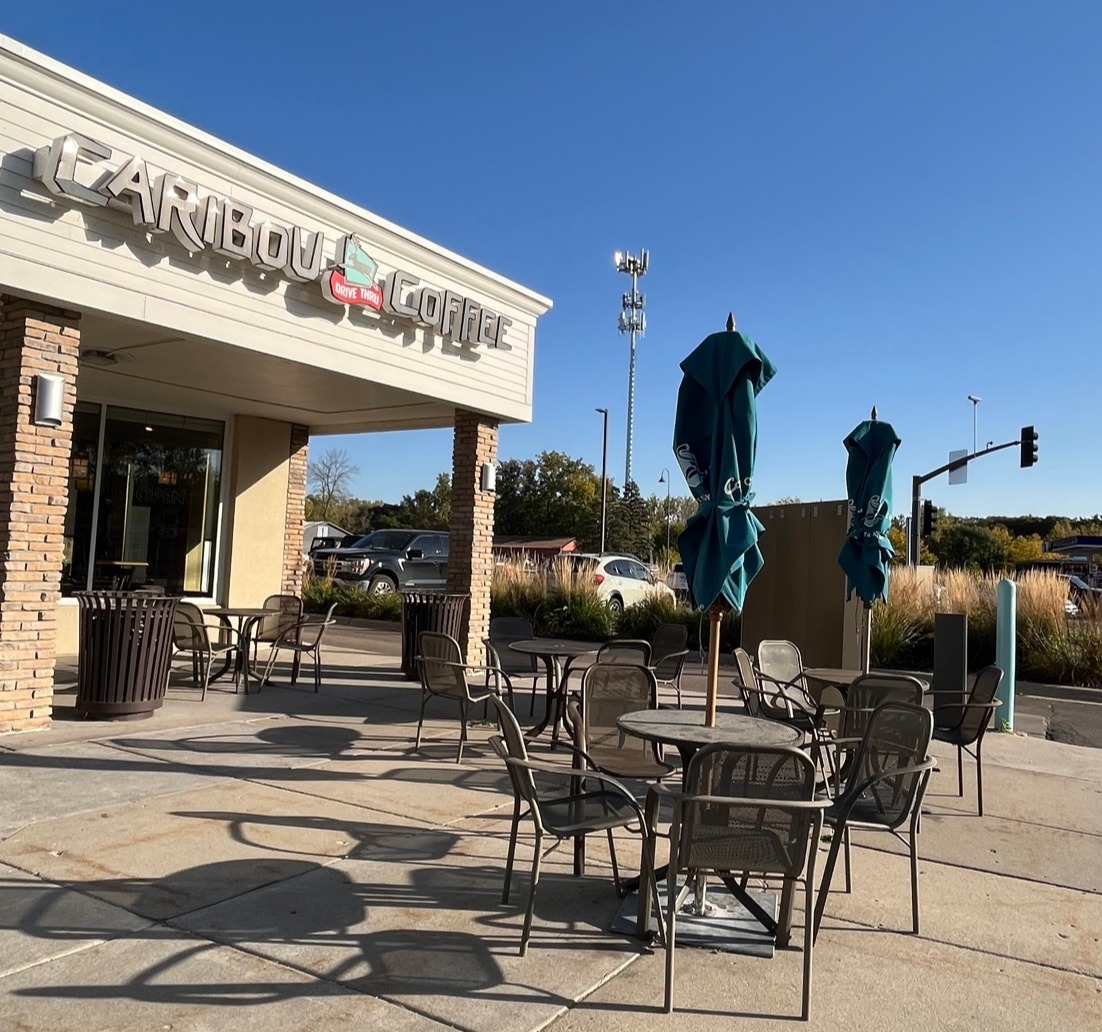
[996,578,1016,730]
[910,474,922,565]
[595,407,608,555]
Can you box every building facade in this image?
[0,36,551,732]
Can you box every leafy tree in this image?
[932,523,1004,571]
[495,452,599,546]
[392,473,451,529]
[307,448,359,520]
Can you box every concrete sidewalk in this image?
[0,640,1100,1031]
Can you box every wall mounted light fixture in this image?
[34,373,65,427]
[480,462,497,493]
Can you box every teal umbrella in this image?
[673,320,777,612]
[837,413,900,605]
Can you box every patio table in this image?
[509,638,600,747]
[803,667,930,697]
[206,606,270,692]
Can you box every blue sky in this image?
[6,2,1099,518]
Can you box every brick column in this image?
[0,296,80,733]
[447,409,498,661]
[282,423,309,595]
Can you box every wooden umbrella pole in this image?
[861,602,872,674]
[705,601,726,727]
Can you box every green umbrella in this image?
[673,318,776,724]
[837,414,900,606]
[674,323,777,611]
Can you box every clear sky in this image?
[5,2,1099,519]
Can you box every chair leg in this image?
[414,689,429,753]
[776,876,795,948]
[199,650,211,702]
[520,830,542,956]
[802,875,815,1020]
[313,648,321,693]
[607,828,622,895]
[503,799,521,904]
[456,701,467,764]
[812,825,845,943]
[291,651,302,685]
[910,822,921,935]
[843,826,852,893]
[664,865,678,1013]
[975,739,984,817]
[957,743,964,798]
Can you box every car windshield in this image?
[362,530,418,551]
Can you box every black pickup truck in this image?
[311,529,449,594]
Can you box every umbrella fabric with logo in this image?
[673,329,777,611]
[837,418,901,605]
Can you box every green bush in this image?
[615,594,740,652]
[302,575,402,621]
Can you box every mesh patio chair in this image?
[732,647,788,721]
[813,702,935,942]
[643,744,828,1018]
[486,694,665,956]
[484,616,542,716]
[251,593,303,674]
[650,623,690,708]
[171,601,239,699]
[754,642,835,780]
[930,665,1003,816]
[596,639,652,665]
[415,631,515,763]
[830,673,926,794]
[570,664,674,781]
[259,602,338,694]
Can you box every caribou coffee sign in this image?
[32,133,512,348]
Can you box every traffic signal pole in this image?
[908,437,1024,565]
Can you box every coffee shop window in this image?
[61,404,224,596]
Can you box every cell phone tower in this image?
[613,248,648,488]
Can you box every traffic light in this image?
[1020,425,1039,468]
[922,499,939,537]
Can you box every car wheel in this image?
[369,574,398,595]
[607,594,624,614]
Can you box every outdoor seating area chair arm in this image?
[271,617,332,649]
[648,782,832,812]
[757,671,822,716]
[499,754,649,814]
[833,757,937,816]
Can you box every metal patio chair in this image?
[813,702,935,942]
[754,642,835,780]
[930,665,1003,816]
[251,593,303,674]
[733,647,788,720]
[486,694,665,956]
[259,602,338,694]
[415,631,515,763]
[644,743,828,1018]
[596,639,652,666]
[650,623,690,707]
[484,616,542,716]
[170,601,240,699]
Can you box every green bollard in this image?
[995,579,1016,731]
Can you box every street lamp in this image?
[658,468,671,559]
[595,407,609,554]
[614,248,648,487]
[967,395,982,456]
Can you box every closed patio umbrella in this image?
[673,315,777,725]
[837,411,901,672]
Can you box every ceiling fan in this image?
[80,337,183,367]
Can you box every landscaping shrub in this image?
[301,573,402,621]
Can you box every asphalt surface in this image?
[326,621,1102,749]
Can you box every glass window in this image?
[61,402,103,597]
[87,407,223,595]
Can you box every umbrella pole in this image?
[860,603,872,674]
[705,602,725,727]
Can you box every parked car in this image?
[311,529,449,593]
[1060,574,1102,615]
[308,533,359,554]
[565,553,675,613]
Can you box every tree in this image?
[931,523,1004,571]
[494,452,600,546]
[887,516,907,564]
[392,473,451,529]
[307,449,359,519]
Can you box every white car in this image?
[571,554,675,613]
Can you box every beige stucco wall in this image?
[56,600,79,655]
[224,416,293,607]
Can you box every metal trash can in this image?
[74,591,180,719]
[399,592,469,680]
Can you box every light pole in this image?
[614,248,648,488]
[658,468,671,559]
[595,407,609,554]
[967,395,981,456]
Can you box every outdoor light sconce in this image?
[480,462,497,493]
[34,373,65,427]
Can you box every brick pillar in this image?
[282,423,309,596]
[447,409,498,661]
[0,296,80,733]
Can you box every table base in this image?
[612,881,778,958]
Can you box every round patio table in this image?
[206,606,271,692]
[617,709,802,774]
[803,667,930,696]
[509,638,601,747]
